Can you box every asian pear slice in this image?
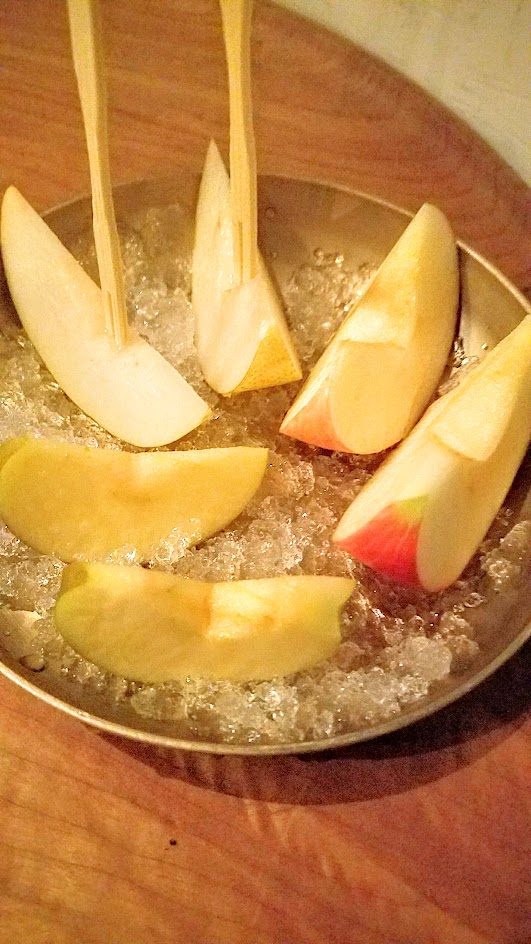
[191,140,301,395]
[0,437,268,561]
[280,203,459,453]
[334,316,531,591]
[1,187,210,447]
[54,563,354,682]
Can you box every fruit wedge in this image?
[191,140,301,395]
[0,437,268,561]
[1,186,210,447]
[333,316,531,591]
[280,203,459,453]
[54,563,354,682]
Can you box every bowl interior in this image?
[0,172,529,755]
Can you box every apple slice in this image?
[1,186,210,447]
[192,140,301,395]
[333,316,531,591]
[54,562,354,682]
[0,437,268,562]
[280,203,459,453]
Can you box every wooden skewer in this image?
[219,0,258,286]
[67,0,129,347]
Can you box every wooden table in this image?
[0,2,530,942]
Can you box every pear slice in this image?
[280,203,459,454]
[1,187,210,447]
[0,437,268,562]
[192,140,301,395]
[333,316,531,591]
[54,563,354,682]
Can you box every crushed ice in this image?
[0,206,529,744]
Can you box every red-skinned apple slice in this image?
[54,563,354,682]
[280,203,459,453]
[1,187,210,447]
[334,316,531,591]
[351,496,427,585]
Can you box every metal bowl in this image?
[0,172,529,755]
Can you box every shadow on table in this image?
[105,641,530,805]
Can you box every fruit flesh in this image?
[0,437,269,562]
[280,203,459,454]
[335,434,461,590]
[1,186,210,447]
[430,319,531,461]
[334,316,531,591]
[192,140,301,395]
[55,563,354,682]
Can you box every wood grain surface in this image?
[279,0,531,187]
[1,0,530,290]
[0,2,530,942]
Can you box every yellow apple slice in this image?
[192,140,301,395]
[1,186,210,447]
[54,563,354,682]
[429,318,531,461]
[280,203,459,454]
[0,437,268,562]
[333,316,531,591]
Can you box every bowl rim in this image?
[0,623,529,755]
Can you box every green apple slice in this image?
[334,316,531,590]
[192,140,301,395]
[280,203,459,453]
[54,563,354,682]
[0,437,268,561]
[1,186,210,447]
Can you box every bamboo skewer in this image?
[67,0,129,347]
[219,0,258,286]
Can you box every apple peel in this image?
[346,497,427,586]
